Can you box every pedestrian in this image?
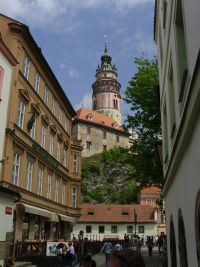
[136,237,141,254]
[113,242,122,252]
[67,242,77,267]
[157,235,164,256]
[108,248,145,267]
[56,243,65,267]
[147,236,153,256]
[100,240,113,267]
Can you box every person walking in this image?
[113,243,122,252]
[147,236,153,256]
[100,240,113,267]
[67,242,77,267]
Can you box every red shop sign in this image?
[5,207,12,215]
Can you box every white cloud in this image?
[68,69,80,78]
[118,31,156,57]
[75,93,92,110]
[60,63,66,70]
[0,0,153,31]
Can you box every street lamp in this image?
[134,208,138,235]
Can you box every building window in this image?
[43,86,49,105]
[56,141,61,162]
[103,145,107,151]
[22,213,30,240]
[116,136,119,143]
[86,225,92,233]
[34,72,40,93]
[63,149,67,167]
[127,226,133,234]
[158,25,163,67]
[146,199,152,205]
[52,96,56,115]
[38,168,44,196]
[170,216,177,267]
[62,183,66,205]
[73,154,78,172]
[178,209,188,267]
[111,226,117,233]
[49,132,54,155]
[55,178,59,202]
[162,0,167,29]
[40,123,46,148]
[72,186,77,208]
[47,174,52,199]
[86,141,91,150]
[12,152,20,186]
[162,103,168,164]
[168,62,176,139]
[99,226,105,234]
[26,160,33,191]
[64,121,67,132]
[29,117,36,140]
[103,131,106,139]
[0,66,4,100]
[59,108,63,124]
[22,55,30,79]
[17,100,26,129]
[139,226,144,233]
[87,127,91,135]
[175,0,188,101]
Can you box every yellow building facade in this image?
[0,14,82,242]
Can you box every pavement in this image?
[85,246,161,267]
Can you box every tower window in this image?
[86,141,91,150]
[87,127,91,135]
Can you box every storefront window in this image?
[34,215,40,240]
[22,213,30,240]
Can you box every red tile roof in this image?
[77,204,156,223]
[140,186,161,195]
[74,108,124,132]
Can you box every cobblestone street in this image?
[78,247,161,267]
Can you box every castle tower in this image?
[92,45,122,125]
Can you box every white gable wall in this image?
[72,222,157,241]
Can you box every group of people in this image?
[56,242,77,267]
[100,241,145,267]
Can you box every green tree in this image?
[124,56,163,186]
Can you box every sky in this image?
[0,0,156,123]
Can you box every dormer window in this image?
[122,210,129,215]
[86,113,93,120]
[88,210,94,215]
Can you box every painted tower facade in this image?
[92,46,122,125]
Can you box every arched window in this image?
[170,216,177,267]
[195,190,200,266]
[178,209,188,267]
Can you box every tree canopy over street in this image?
[124,56,163,186]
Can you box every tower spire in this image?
[92,42,122,125]
[104,35,107,51]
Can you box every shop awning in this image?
[17,203,59,222]
[58,213,76,223]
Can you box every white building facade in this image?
[72,204,157,241]
[155,0,200,266]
